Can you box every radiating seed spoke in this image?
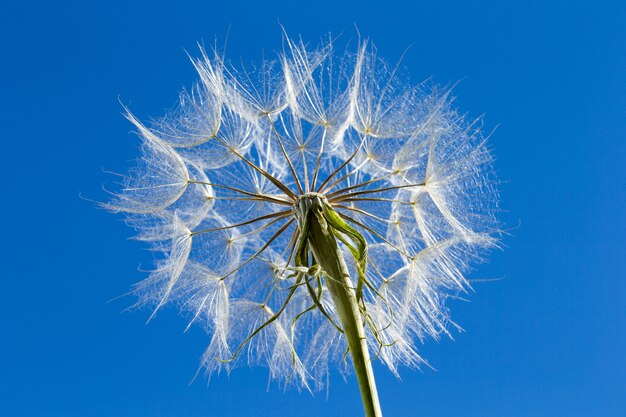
[237,214,294,239]
[220,274,302,363]
[191,209,291,236]
[316,133,369,193]
[329,182,425,203]
[338,197,415,205]
[220,218,295,280]
[189,180,293,205]
[213,135,298,200]
[188,100,298,199]
[323,170,395,198]
[309,126,327,191]
[267,114,304,194]
[280,229,301,274]
[209,196,292,205]
[333,204,393,224]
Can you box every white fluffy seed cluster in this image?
[106,35,499,390]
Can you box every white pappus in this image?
[104,33,500,416]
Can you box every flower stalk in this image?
[295,194,382,417]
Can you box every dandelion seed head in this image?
[107,33,500,390]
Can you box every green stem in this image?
[306,206,383,417]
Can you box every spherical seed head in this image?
[106,33,500,390]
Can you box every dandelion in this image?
[105,34,499,417]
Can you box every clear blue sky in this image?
[1,1,624,416]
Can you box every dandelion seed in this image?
[105,33,500,417]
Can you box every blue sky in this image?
[1,1,624,416]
